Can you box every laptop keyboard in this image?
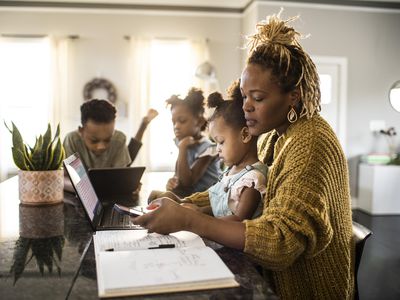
[100,205,143,229]
[110,207,131,226]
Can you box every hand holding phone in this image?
[113,204,145,217]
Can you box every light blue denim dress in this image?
[173,137,221,196]
[208,162,268,218]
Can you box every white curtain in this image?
[52,37,74,138]
[128,37,210,171]
[128,37,152,167]
[0,36,72,181]
[0,37,54,180]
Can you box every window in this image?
[146,39,203,171]
[0,37,53,181]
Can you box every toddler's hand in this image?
[147,190,182,204]
[131,182,142,197]
[166,176,179,191]
[147,190,164,203]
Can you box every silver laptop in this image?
[63,153,141,230]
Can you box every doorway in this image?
[314,56,348,154]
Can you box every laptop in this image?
[63,153,142,230]
[88,166,145,201]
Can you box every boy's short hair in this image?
[80,99,117,126]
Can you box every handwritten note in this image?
[93,230,205,253]
[97,247,238,297]
[93,230,238,297]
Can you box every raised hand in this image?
[143,108,159,125]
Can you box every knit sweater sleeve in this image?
[244,125,335,271]
[182,191,210,207]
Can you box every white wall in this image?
[253,3,400,197]
[1,5,400,193]
[254,3,400,157]
[241,2,259,65]
[0,9,242,139]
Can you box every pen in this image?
[148,244,175,249]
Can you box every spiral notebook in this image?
[93,230,239,298]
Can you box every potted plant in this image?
[5,122,65,205]
[379,127,397,160]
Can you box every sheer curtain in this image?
[128,37,152,167]
[0,37,53,181]
[52,37,73,136]
[128,37,208,171]
[0,36,71,181]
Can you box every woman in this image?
[133,11,353,299]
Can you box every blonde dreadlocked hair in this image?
[246,9,321,118]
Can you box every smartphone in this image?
[113,204,145,217]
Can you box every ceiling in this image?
[2,0,400,11]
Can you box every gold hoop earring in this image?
[287,106,298,123]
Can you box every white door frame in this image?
[312,56,348,156]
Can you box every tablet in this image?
[88,167,146,198]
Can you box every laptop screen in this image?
[64,153,102,222]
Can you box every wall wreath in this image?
[83,78,117,103]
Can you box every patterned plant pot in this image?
[19,202,64,238]
[18,170,64,205]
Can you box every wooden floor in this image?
[352,209,400,300]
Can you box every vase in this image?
[18,170,64,205]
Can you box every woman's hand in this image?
[132,197,191,234]
[133,198,246,250]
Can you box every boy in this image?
[63,99,158,169]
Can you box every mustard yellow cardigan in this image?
[185,115,354,299]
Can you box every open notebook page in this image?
[97,246,239,297]
[93,230,205,253]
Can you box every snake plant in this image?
[4,122,65,171]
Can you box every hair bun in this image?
[207,92,224,109]
[226,80,242,103]
[247,9,302,52]
[186,87,204,102]
[165,94,181,106]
